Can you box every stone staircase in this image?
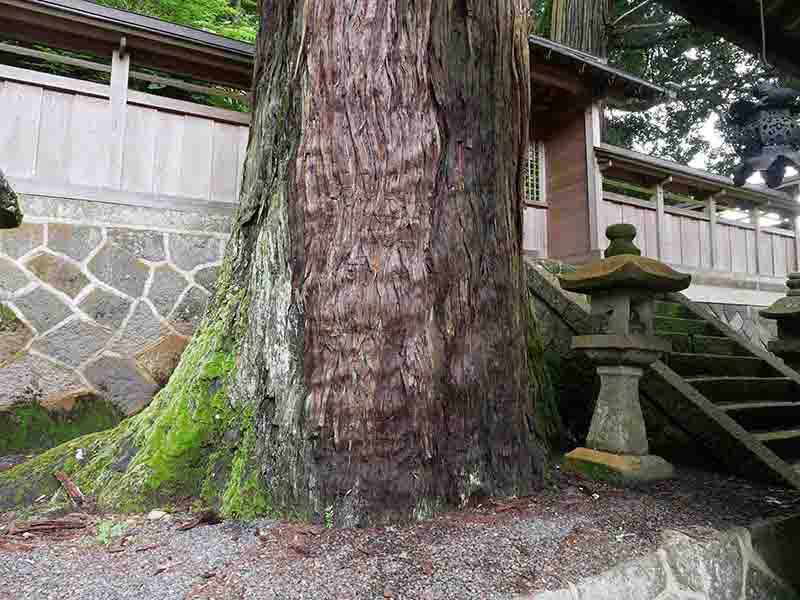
[644,294,800,488]
[527,262,800,489]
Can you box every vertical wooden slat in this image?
[716,223,732,272]
[708,196,718,269]
[746,228,758,274]
[730,226,748,273]
[108,48,130,189]
[210,122,242,203]
[681,217,701,268]
[0,81,43,179]
[773,233,788,277]
[179,116,214,199]
[753,208,763,275]
[36,90,73,182]
[643,208,658,259]
[122,105,157,194]
[153,111,184,197]
[68,95,110,187]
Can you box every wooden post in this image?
[707,190,724,270]
[795,215,800,273]
[109,40,130,190]
[752,207,762,275]
[586,103,604,258]
[654,177,671,261]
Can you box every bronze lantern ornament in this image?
[727,83,800,189]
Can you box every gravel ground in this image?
[1,466,799,600]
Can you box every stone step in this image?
[658,333,743,356]
[721,401,800,432]
[654,300,697,320]
[666,353,774,378]
[686,377,797,404]
[753,428,800,463]
[654,316,721,336]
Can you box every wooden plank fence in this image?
[0,58,249,211]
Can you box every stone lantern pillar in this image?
[558,224,692,484]
[760,273,800,372]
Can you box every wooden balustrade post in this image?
[653,177,670,261]
[109,41,130,190]
[795,215,800,273]
[752,207,762,275]
[707,190,724,270]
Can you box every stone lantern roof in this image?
[559,224,692,294]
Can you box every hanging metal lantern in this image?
[727,83,800,189]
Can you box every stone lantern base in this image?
[563,448,675,485]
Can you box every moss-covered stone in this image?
[0,396,123,454]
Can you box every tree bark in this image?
[0,0,547,525]
[551,0,610,58]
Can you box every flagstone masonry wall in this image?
[0,194,231,416]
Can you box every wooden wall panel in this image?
[122,105,158,194]
[179,116,214,200]
[772,234,788,277]
[153,111,184,197]
[36,90,73,182]
[759,231,774,276]
[210,122,242,204]
[523,206,548,256]
[729,226,749,273]
[0,81,42,179]
[746,229,758,274]
[544,112,590,261]
[715,224,731,272]
[68,95,110,187]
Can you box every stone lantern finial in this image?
[559,225,692,485]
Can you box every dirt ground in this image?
[2,465,799,600]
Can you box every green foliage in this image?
[94,0,258,42]
[96,520,127,545]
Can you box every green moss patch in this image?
[0,396,124,454]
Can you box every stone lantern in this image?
[760,273,800,372]
[558,224,692,484]
[727,83,800,189]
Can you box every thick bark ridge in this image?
[0,0,547,524]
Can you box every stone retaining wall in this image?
[698,302,777,351]
[0,194,231,417]
[527,521,799,600]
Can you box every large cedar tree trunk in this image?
[0,0,547,525]
[551,0,610,57]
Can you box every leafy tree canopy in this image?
[531,0,791,176]
[96,0,258,42]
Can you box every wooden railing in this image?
[0,48,250,212]
[601,180,800,279]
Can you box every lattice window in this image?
[524,141,545,205]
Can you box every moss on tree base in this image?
[0,397,123,455]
